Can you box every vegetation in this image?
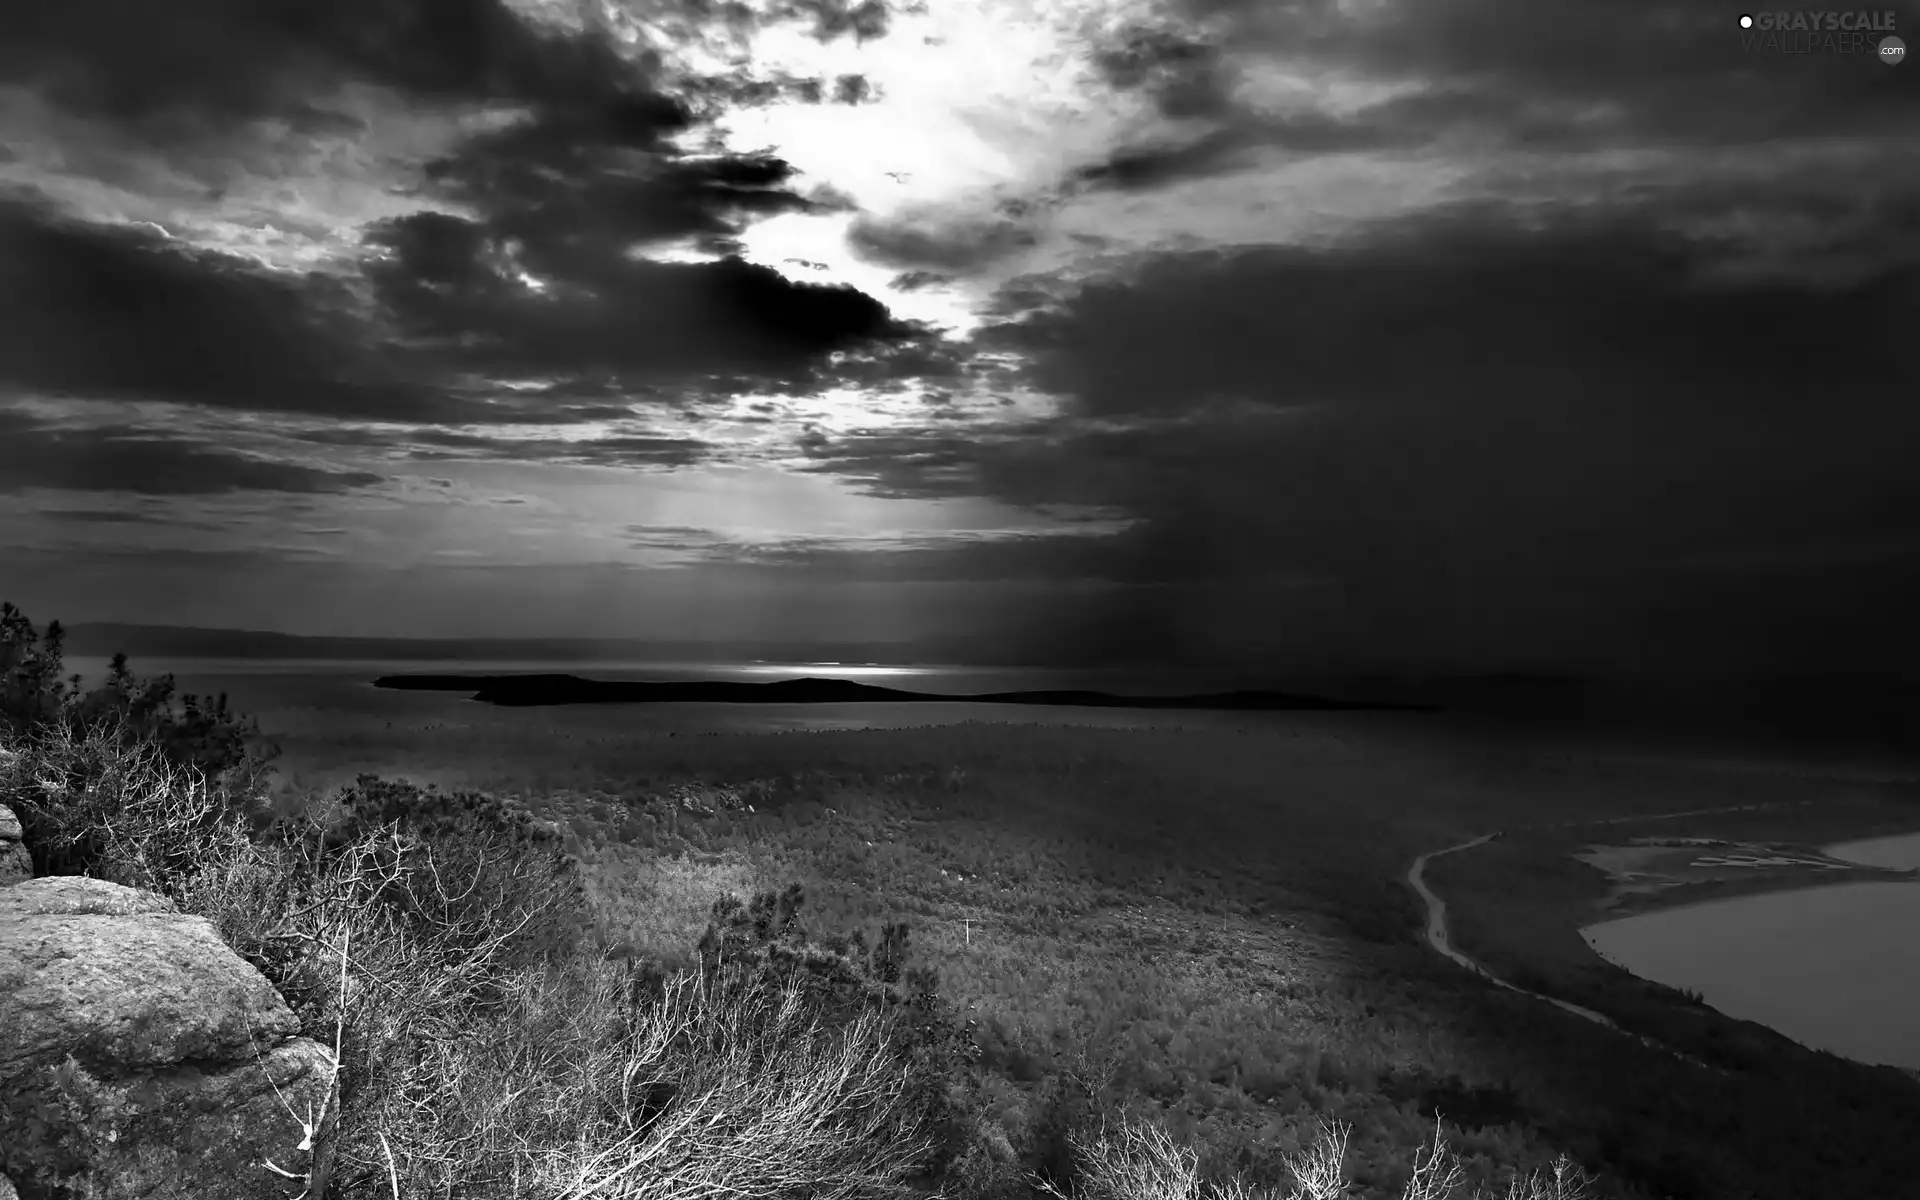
[1424,823,1920,1200]
[2,600,280,876]
[0,602,274,776]
[9,601,1914,1198]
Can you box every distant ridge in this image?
[371,673,1431,713]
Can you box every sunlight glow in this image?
[733,662,930,678]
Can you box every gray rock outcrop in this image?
[0,876,333,1200]
[0,802,29,885]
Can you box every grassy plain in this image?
[248,697,1920,1200]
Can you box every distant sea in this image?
[55,655,1920,783]
[61,655,1236,703]
[57,655,1317,739]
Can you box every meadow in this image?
[10,614,1920,1200]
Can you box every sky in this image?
[0,0,1916,679]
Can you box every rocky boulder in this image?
[0,876,334,1200]
[0,803,29,886]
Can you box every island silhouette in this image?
[371,673,1433,712]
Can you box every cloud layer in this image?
[1,0,1914,679]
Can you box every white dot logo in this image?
[1881,35,1907,64]
[1739,13,1754,27]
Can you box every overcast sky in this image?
[0,0,1915,677]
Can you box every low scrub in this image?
[2,723,977,1198]
[1,602,276,792]
[1043,1113,1595,1200]
[0,600,1612,1200]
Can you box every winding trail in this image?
[1410,799,1830,996]
[1406,820,1760,1071]
[1408,832,1624,1030]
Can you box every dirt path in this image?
[1407,829,1726,1069]
[1407,797,1915,1072]
[1408,833,1623,1028]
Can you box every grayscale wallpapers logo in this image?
[1736,10,1905,60]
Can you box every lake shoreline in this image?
[1571,827,1920,1073]
[1581,838,1920,924]
[1425,802,1920,1079]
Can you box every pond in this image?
[1580,830,1920,1071]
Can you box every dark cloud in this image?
[833,74,874,105]
[0,0,903,139]
[364,209,911,387]
[778,0,895,42]
[285,426,408,449]
[0,0,678,144]
[820,335,974,390]
[0,193,446,421]
[848,210,1040,274]
[680,67,886,112]
[1070,122,1393,191]
[889,270,954,292]
[0,411,385,496]
[796,428,1001,499]
[1071,86,1608,191]
[9,0,1911,687]
[1093,23,1236,120]
[3,0,940,424]
[329,4,940,401]
[1070,0,1920,196]
[28,509,216,528]
[683,71,857,109]
[398,427,715,468]
[1073,130,1251,191]
[801,203,1920,675]
[982,200,1914,419]
[0,132,933,429]
[1250,0,1916,141]
[417,136,818,260]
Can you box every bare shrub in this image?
[1029,1111,1599,1200]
